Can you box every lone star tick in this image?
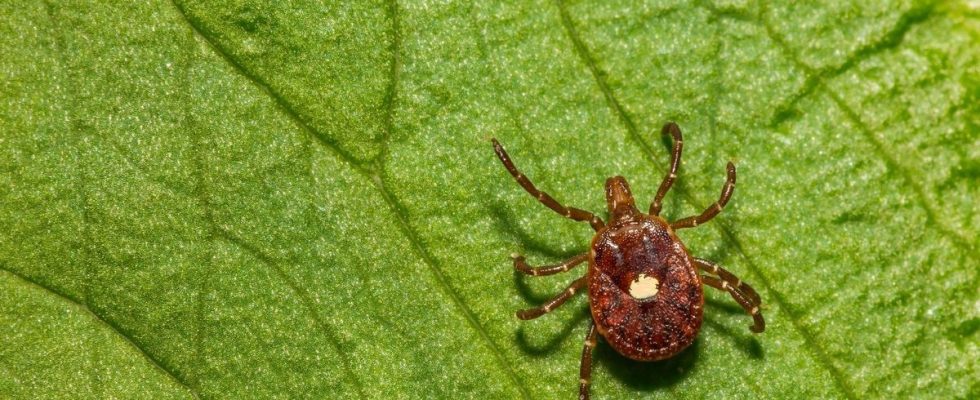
[492,122,765,400]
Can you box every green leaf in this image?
[2,1,977,399]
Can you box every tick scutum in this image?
[588,215,704,361]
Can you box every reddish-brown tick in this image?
[493,123,764,400]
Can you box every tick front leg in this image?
[492,139,605,231]
[650,122,684,216]
[579,322,598,400]
[516,276,587,320]
[672,162,736,230]
[512,253,588,277]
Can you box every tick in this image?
[492,123,765,400]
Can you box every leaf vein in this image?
[171,2,532,396]
[754,2,974,250]
[169,0,365,170]
[822,86,975,249]
[371,5,531,395]
[375,0,402,166]
[39,1,198,396]
[169,2,368,396]
[554,0,657,159]
[214,230,367,398]
[758,2,938,125]
[0,265,201,399]
[372,175,535,400]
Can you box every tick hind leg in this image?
[695,258,761,305]
[492,139,605,231]
[516,276,587,320]
[672,162,736,230]
[650,122,684,216]
[579,322,598,400]
[512,253,588,277]
[696,258,765,333]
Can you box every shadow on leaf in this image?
[596,337,699,392]
[514,306,591,357]
[487,200,585,260]
[703,304,766,360]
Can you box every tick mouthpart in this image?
[605,176,640,221]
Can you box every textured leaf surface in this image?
[1,1,977,399]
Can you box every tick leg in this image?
[512,253,588,277]
[579,322,598,400]
[694,258,761,305]
[516,276,587,320]
[492,139,605,231]
[702,275,765,333]
[672,161,736,229]
[649,122,684,216]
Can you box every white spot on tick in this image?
[629,273,660,300]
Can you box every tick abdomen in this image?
[588,216,704,361]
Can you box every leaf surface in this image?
[1,1,977,399]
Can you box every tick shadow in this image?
[513,268,563,304]
[703,298,765,360]
[596,337,699,392]
[491,198,586,305]
[487,200,585,261]
[491,199,594,356]
[515,306,591,357]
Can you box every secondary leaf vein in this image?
[754,2,974,250]
[214,230,367,398]
[375,0,402,165]
[760,2,938,126]
[40,1,200,396]
[170,2,533,396]
[368,2,532,396]
[169,0,365,170]
[0,265,201,399]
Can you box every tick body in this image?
[590,211,703,361]
[493,123,764,400]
